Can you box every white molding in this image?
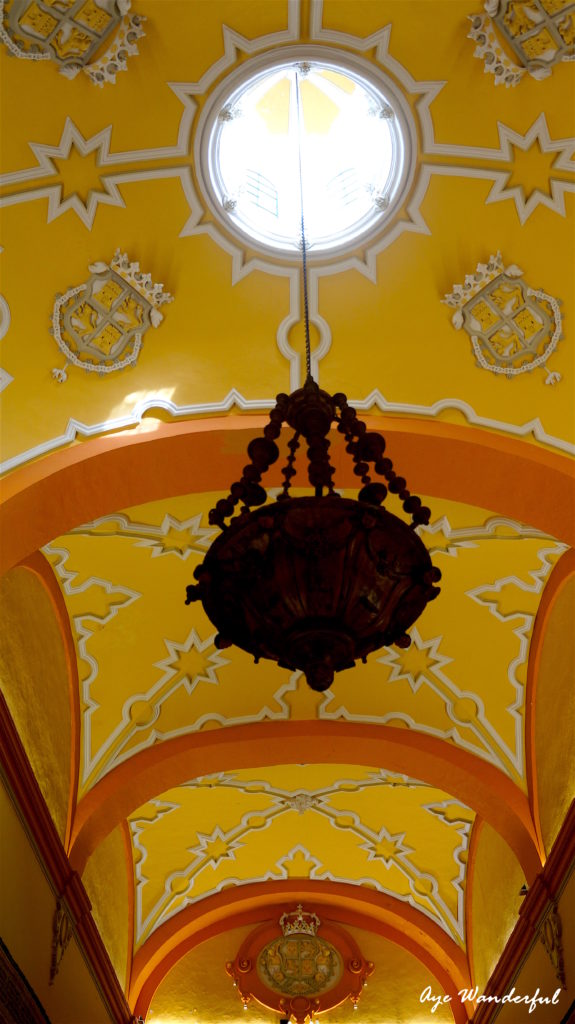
[86,658,296,792]
[320,627,522,778]
[1,7,574,468]
[191,43,418,261]
[466,541,567,775]
[2,388,573,477]
[69,511,217,558]
[0,115,199,229]
[42,544,142,787]
[309,2,575,221]
[0,294,11,341]
[131,767,470,945]
[0,391,275,475]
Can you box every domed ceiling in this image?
[0,1,573,1023]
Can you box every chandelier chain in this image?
[294,67,312,382]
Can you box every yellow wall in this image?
[494,868,575,1023]
[470,822,524,992]
[149,923,454,1023]
[535,575,575,854]
[0,774,115,1024]
[82,825,130,994]
[0,567,71,842]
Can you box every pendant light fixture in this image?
[186,66,441,692]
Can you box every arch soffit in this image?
[1,415,574,576]
[129,881,472,1023]
[1,445,555,891]
[5,422,570,938]
[13,543,562,888]
[69,718,542,882]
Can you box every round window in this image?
[198,50,414,257]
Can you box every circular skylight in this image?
[200,54,412,256]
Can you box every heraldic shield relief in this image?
[491,0,575,71]
[469,0,575,87]
[443,252,563,384]
[257,933,342,997]
[226,905,374,1022]
[51,251,173,382]
[0,0,145,84]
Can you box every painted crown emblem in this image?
[279,904,321,937]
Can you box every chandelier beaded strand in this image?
[185,63,441,692]
[295,66,312,381]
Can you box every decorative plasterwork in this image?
[469,1,575,87]
[42,543,142,786]
[2,387,574,478]
[443,252,563,384]
[0,0,145,85]
[418,514,551,554]
[0,293,10,341]
[51,252,173,382]
[76,624,297,791]
[47,507,331,792]
[0,5,573,471]
[49,898,72,985]
[226,911,373,1020]
[69,512,218,559]
[468,10,526,86]
[417,113,575,225]
[193,45,418,260]
[539,900,567,990]
[43,506,566,793]
[130,769,473,947]
[318,529,567,782]
[76,624,294,789]
[0,117,201,230]
[0,255,11,393]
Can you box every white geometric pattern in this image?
[70,511,217,559]
[1,3,574,470]
[131,771,473,945]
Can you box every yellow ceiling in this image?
[129,765,474,950]
[42,490,564,797]
[0,1,574,1022]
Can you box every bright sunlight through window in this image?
[208,59,409,255]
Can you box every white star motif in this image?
[29,120,124,227]
[360,826,414,866]
[0,118,125,228]
[189,826,243,867]
[485,114,575,224]
[417,516,477,559]
[134,513,217,559]
[154,629,229,695]
[377,628,452,693]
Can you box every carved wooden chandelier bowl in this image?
[186,378,441,692]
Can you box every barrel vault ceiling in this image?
[0,1,574,1023]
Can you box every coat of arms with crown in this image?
[443,252,563,385]
[468,0,575,88]
[279,904,321,937]
[256,905,342,999]
[51,250,173,382]
[227,905,373,1021]
[0,0,145,86]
